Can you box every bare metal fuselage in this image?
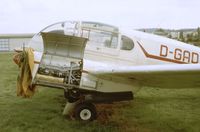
[28,21,200,102]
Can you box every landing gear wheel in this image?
[74,102,97,121]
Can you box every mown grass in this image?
[0,52,200,132]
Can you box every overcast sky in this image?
[0,0,200,33]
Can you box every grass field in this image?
[0,52,200,132]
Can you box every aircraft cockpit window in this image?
[104,34,118,49]
[82,22,119,49]
[120,35,134,50]
[89,30,118,49]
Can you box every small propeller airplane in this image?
[15,21,200,121]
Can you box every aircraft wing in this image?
[91,64,200,88]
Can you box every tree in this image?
[179,31,184,41]
[197,27,200,40]
[187,33,192,42]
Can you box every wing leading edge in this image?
[91,64,200,88]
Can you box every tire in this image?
[74,102,97,121]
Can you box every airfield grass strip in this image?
[0,52,200,132]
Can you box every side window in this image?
[120,35,134,50]
[104,35,118,49]
[88,31,111,47]
[88,30,118,49]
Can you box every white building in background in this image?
[0,33,34,51]
[170,32,179,39]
